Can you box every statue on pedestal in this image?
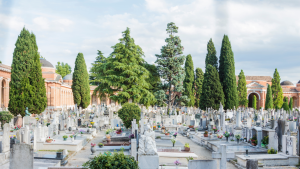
[138,123,157,155]
[25,107,31,116]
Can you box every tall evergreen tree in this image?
[9,27,35,116]
[289,97,293,110]
[205,39,218,70]
[252,95,257,110]
[283,97,288,103]
[265,84,273,110]
[155,22,189,111]
[271,69,283,109]
[219,35,238,109]
[237,70,248,107]
[72,53,91,109]
[183,54,195,107]
[195,68,204,107]
[93,28,155,107]
[28,34,47,114]
[200,65,224,110]
[89,50,107,85]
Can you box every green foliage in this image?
[72,53,91,109]
[0,61,2,63]
[267,148,277,154]
[205,38,218,71]
[93,28,155,107]
[83,150,139,169]
[89,50,106,86]
[261,136,269,145]
[289,97,293,110]
[200,65,224,110]
[143,63,161,95]
[219,35,238,109]
[271,69,283,109]
[117,103,141,128]
[183,54,195,107]
[9,27,35,116]
[0,111,13,127]
[154,89,167,107]
[184,143,190,148]
[281,102,289,111]
[252,95,257,110]
[155,22,189,110]
[195,68,204,107]
[237,70,248,107]
[283,96,288,103]
[265,84,273,110]
[55,62,71,78]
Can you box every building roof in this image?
[63,74,72,80]
[40,58,54,68]
[280,80,294,86]
[236,76,272,82]
[282,88,298,92]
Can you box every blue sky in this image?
[0,0,300,84]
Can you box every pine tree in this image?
[93,28,155,107]
[143,63,161,96]
[237,70,248,107]
[89,50,107,86]
[200,65,224,110]
[219,35,238,110]
[183,54,195,107]
[155,22,189,111]
[28,34,47,114]
[252,95,257,110]
[271,68,283,109]
[9,27,35,116]
[289,97,293,110]
[195,68,204,107]
[205,39,218,70]
[265,84,273,110]
[72,53,91,109]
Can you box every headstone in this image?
[246,159,258,169]
[9,144,33,169]
[3,123,10,152]
[212,144,235,169]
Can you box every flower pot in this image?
[56,152,62,159]
[185,147,190,151]
[63,138,67,141]
[74,136,76,140]
[210,133,212,135]
[173,135,177,138]
[237,139,240,144]
[165,133,170,136]
[71,137,74,142]
[173,143,175,147]
[91,146,96,155]
[46,140,52,143]
[204,134,208,137]
[226,137,229,142]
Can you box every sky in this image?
[0,0,300,84]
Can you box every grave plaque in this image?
[195,114,201,119]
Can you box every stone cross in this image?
[212,144,235,169]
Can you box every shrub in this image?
[117,103,141,128]
[83,150,138,169]
[156,136,161,139]
[184,143,190,148]
[267,148,277,154]
[0,111,13,128]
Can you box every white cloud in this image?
[0,14,25,31]
[32,16,73,32]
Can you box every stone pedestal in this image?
[138,155,159,169]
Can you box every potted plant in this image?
[10,130,13,132]
[91,122,95,126]
[235,134,241,144]
[106,135,111,143]
[223,131,230,142]
[10,135,16,140]
[70,135,74,142]
[174,160,181,169]
[98,143,104,148]
[204,131,208,137]
[63,135,68,141]
[261,135,269,148]
[171,139,176,147]
[251,136,257,146]
[184,143,190,151]
[212,127,218,134]
[189,125,194,128]
[165,132,170,136]
[116,128,122,134]
[79,129,84,137]
[173,132,178,138]
[91,143,96,155]
[46,137,53,143]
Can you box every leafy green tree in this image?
[155,22,189,111]
[219,35,238,109]
[205,38,218,70]
[117,103,141,128]
[55,62,71,78]
[28,34,47,114]
[195,68,204,107]
[200,65,224,110]
[183,54,195,107]
[271,69,283,109]
[89,50,106,86]
[143,63,161,95]
[252,95,257,110]
[289,97,293,110]
[237,70,248,107]
[93,28,155,107]
[9,27,35,116]
[265,84,273,110]
[282,102,289,111]
[0,61,2,63]
[72,53,91,109]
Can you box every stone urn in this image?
[91,146,96,155]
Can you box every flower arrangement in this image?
[174,160,181,166]
[36,117,39,121]
[79,129,84,134]
[251,136,258,146]
[69,135,73,138]
[204,131,208,134]
[184,143,190,148]
[129,134,134,139]
[14,125,21,130]
[267,147,277,154]
[91,143,96,147]
[10,135,16,139]
[171,138,176,144]
[116,128,122,134]
[91,122,95,126]
[212,127,218,132]
[153,126,156,130]
[223,131,230,138]
[294,117,297,121]
[235,134,241,140]
[173,132,178,136]
[217,135,223,139]
[186,156,194,161]
[189,125,194,128]
[63,135,68,139]
[88,125,92,128]
[261,136,269,145]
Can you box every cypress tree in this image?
[289,97,293,110]
[205,38,218,70]
[9,27,35,116]
[253,95,257,110]
[183,54,195,107]
[237,70,248,107]
[200,65,224,110]
[195,68,204,107]
[28,33,47,114]
[265,84,273,110]
[72,53,91,109]
[219,35,238,110]
[94,28,155,107]
[271,68,283,109]
[283,97,288,103]
[282,102,289,111]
